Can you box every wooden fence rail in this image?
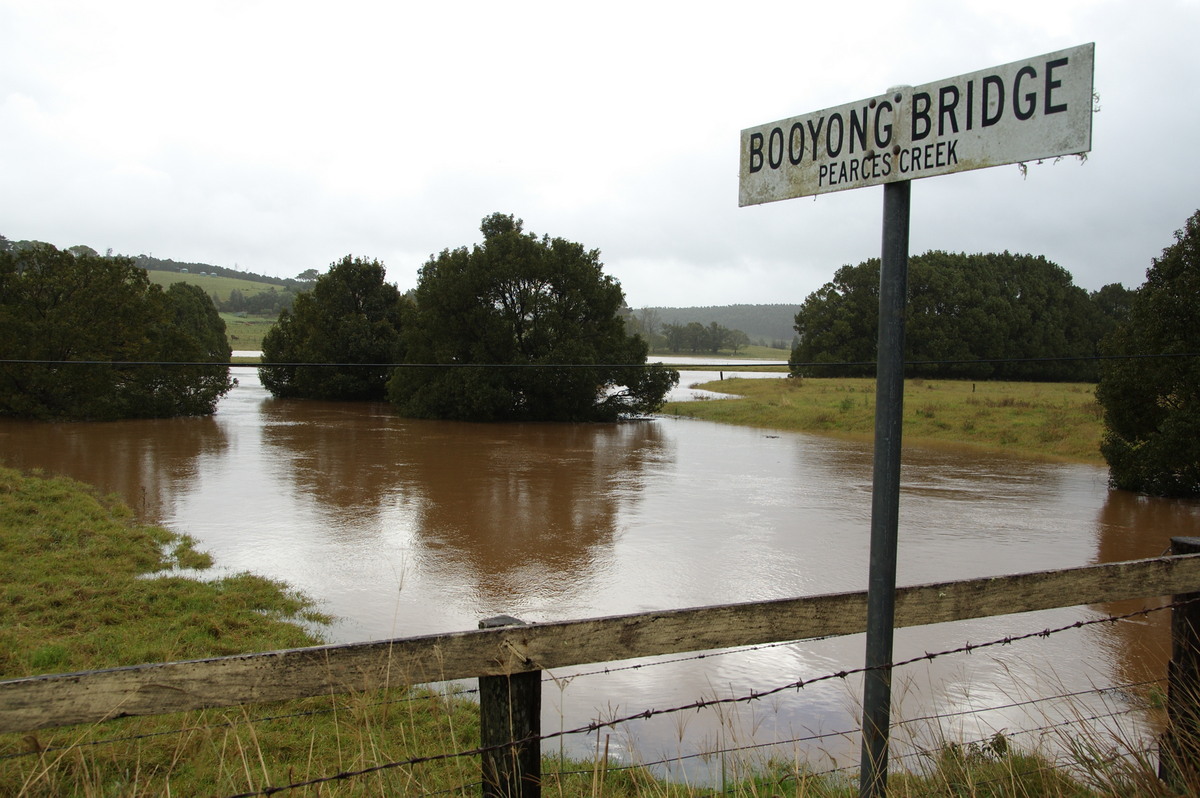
[5,550,1200,734]
[5,546,1200,796]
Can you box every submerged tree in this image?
[389,213,677,421]
[259,255,408,400]
[1098,210,1200,497]
[0,244,232,419]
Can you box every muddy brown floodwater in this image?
[3,368,1199,781]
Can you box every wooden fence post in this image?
[1160,537,1200,790]
[479,615,541,798]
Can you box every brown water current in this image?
[3,369,1199,780]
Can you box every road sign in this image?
[740,43,1096,798]
[739,43,1094,205]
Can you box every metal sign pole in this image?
[859,178,911,798]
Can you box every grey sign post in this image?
[739,43,1093,797]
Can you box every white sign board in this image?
[739,43,1094,205]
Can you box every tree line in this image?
[631,320,752,354]
[661,321,751,354]
[261,214,678,422]
[5,211,1198,499]
[632,304,800,348]
[788,251,1133,382]
[784,216,1200,500]
[0,220,678,423]
[2,235,304,318]
[133,253,313,292]
[218,286,297,316]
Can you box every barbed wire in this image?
[544,635,840,685]
[895,720,1157,798]
[3,602,1169,795]
[4,597,1171,768]
[545,675,1162,783]
[214,598,1188,796]
[5,601,1177,793]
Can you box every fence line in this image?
[0,623,1173,797]
[6,547,1200,797]
[4,551,1198,736]
[215,610,1168,798]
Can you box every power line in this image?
[2,351,1199,370]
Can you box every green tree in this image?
[0,244,232,420]
[1087,282,1135,357]
[388,213,677,421]
[790,258,880,377]
[259,255,408,400]
[727,328,751,353]
[148,282,236,416]
[1097,210,1200,497]
[790,252,1105,380]
[662,322,687,353]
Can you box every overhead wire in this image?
[1,350,1198,370]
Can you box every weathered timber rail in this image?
[5,550,1200,735]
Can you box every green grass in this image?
[662,377,1106,463]
[0,466,324,678]
[222,312,276,351]
[144,270,285,303]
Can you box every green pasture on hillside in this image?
[143,269,286,302]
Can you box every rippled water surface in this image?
[3,368,1198,777]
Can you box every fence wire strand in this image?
[209,598,1186,796]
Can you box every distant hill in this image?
[1,234,302,291]
[4,234,802,344]
[143,270,291,302]
[133,254,303,291]
[638,304,800,345]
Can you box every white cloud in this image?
[2,0,1197,304]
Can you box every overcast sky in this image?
[2,1,1197,308]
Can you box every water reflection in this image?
[1093,490,1200,696]
[0,414,227,522]
[259,398,414,512]
[3,372,1200,780]
[257,398,672,611]
[404,422,668,608]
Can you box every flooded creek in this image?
[3,368,1198,779]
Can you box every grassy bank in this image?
[0,468,689,795]
[0,467,487,796]
[662,377,1106,463]
[0,469,1159,795]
